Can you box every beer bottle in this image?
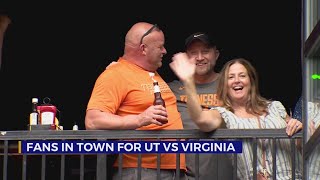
[153,81,168,124]
[29,98,39,126]
[153,81,166,107]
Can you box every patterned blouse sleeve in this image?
[270,101,287,120]
[308,102,320,128]
[210,107,232,128]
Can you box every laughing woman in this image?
[170,55,302,180]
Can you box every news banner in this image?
[21,140,242,154]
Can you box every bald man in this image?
[85,22,186,180]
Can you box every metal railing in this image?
[0,129,302,180]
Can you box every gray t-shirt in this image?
[168,79,234,180]
[168,80,219,129]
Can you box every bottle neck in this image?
[154,91,162,97]
[153,82,161,93]
[154,85,161,93]
[32,103,38,112]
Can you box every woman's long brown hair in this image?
[217,58,270,116]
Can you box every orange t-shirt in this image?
[87,58,186,170]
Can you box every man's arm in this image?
[85,105,168,130]
[170,52,223,132]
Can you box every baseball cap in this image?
[185,32,217,49]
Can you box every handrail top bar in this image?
[0,129,302,140]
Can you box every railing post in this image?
[252,138,257,180]
[2,140,8,180]
[96,154,106,180]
